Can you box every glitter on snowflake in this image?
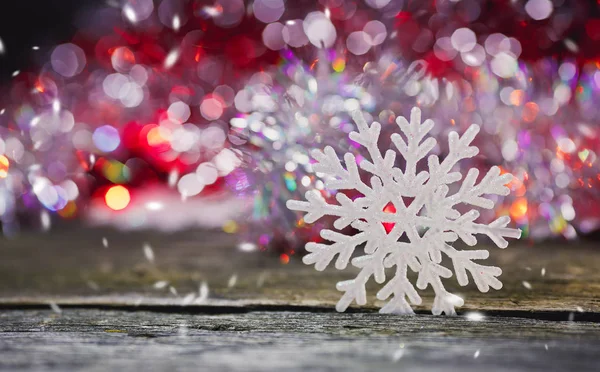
[287,107,521,315]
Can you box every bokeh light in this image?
[93,126,121,153]
[0,155,9,178]
[105,186,131,211]
[0,0,596,246]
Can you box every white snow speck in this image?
[143,243,155,263]
[123,4,137,23]
[102,237,109,248]
[49,302,62,314]
[145,202,164,211]
[172,15,181,31]
[196,282,209,304]
[169,286,178,296]
[178,322,189,336]
[392,348,405,362]
[182,293,196,306]
[257,272,268,288]
[168,169,179,187]
[522,281,532,290]
[164,49,180,69]
[238,242,257,252]
[40,211,51,231]
[228,274,238,288]
[153,280,169,289]
[541,267,546,277]
[465,312,485,321]
[564,39,579,53]
[473,349,480,359]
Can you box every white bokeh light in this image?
[303,12,337,48]
[451,28,477,53]
[346,31,372,55]
[525,0,553,21]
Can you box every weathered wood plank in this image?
[0,309,599,371]
[1,229,599,370]
[1,227,599,313]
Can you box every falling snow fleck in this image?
[392,348,405,362]
[49,302,62,314]
[87,281,100,290]
[257,272,268,288]
[178,322,189,337]
[172,15,181,31]
[196,282,209,304]
[153,280,169,289]
[164,49,180,69]
[238,242,257,252]
[465,312,485,321]
[182,293,196,306]
[228,274,238,288]
[41,211,51,231]
[143,243,155,263]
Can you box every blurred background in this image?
[0,0,599,262]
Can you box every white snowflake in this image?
[287,107,521,315]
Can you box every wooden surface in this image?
[1,227,600,370]
[1,309,599,371]
[1,227,599,313]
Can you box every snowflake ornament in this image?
[287,107,521,315]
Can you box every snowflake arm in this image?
[335,225,399,312]
[440,243,503,292]
[450,167,513,209]
[287,191,371,229]
[378,244,423,314]
[350,111,408,194]
[389,108,436,190]
[303,229,368,271]
[311,147,373,196]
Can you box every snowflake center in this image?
[382,202,396,234]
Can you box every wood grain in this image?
[1,227,599,313]
[1,228,600,370]
[0,309,599,371]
